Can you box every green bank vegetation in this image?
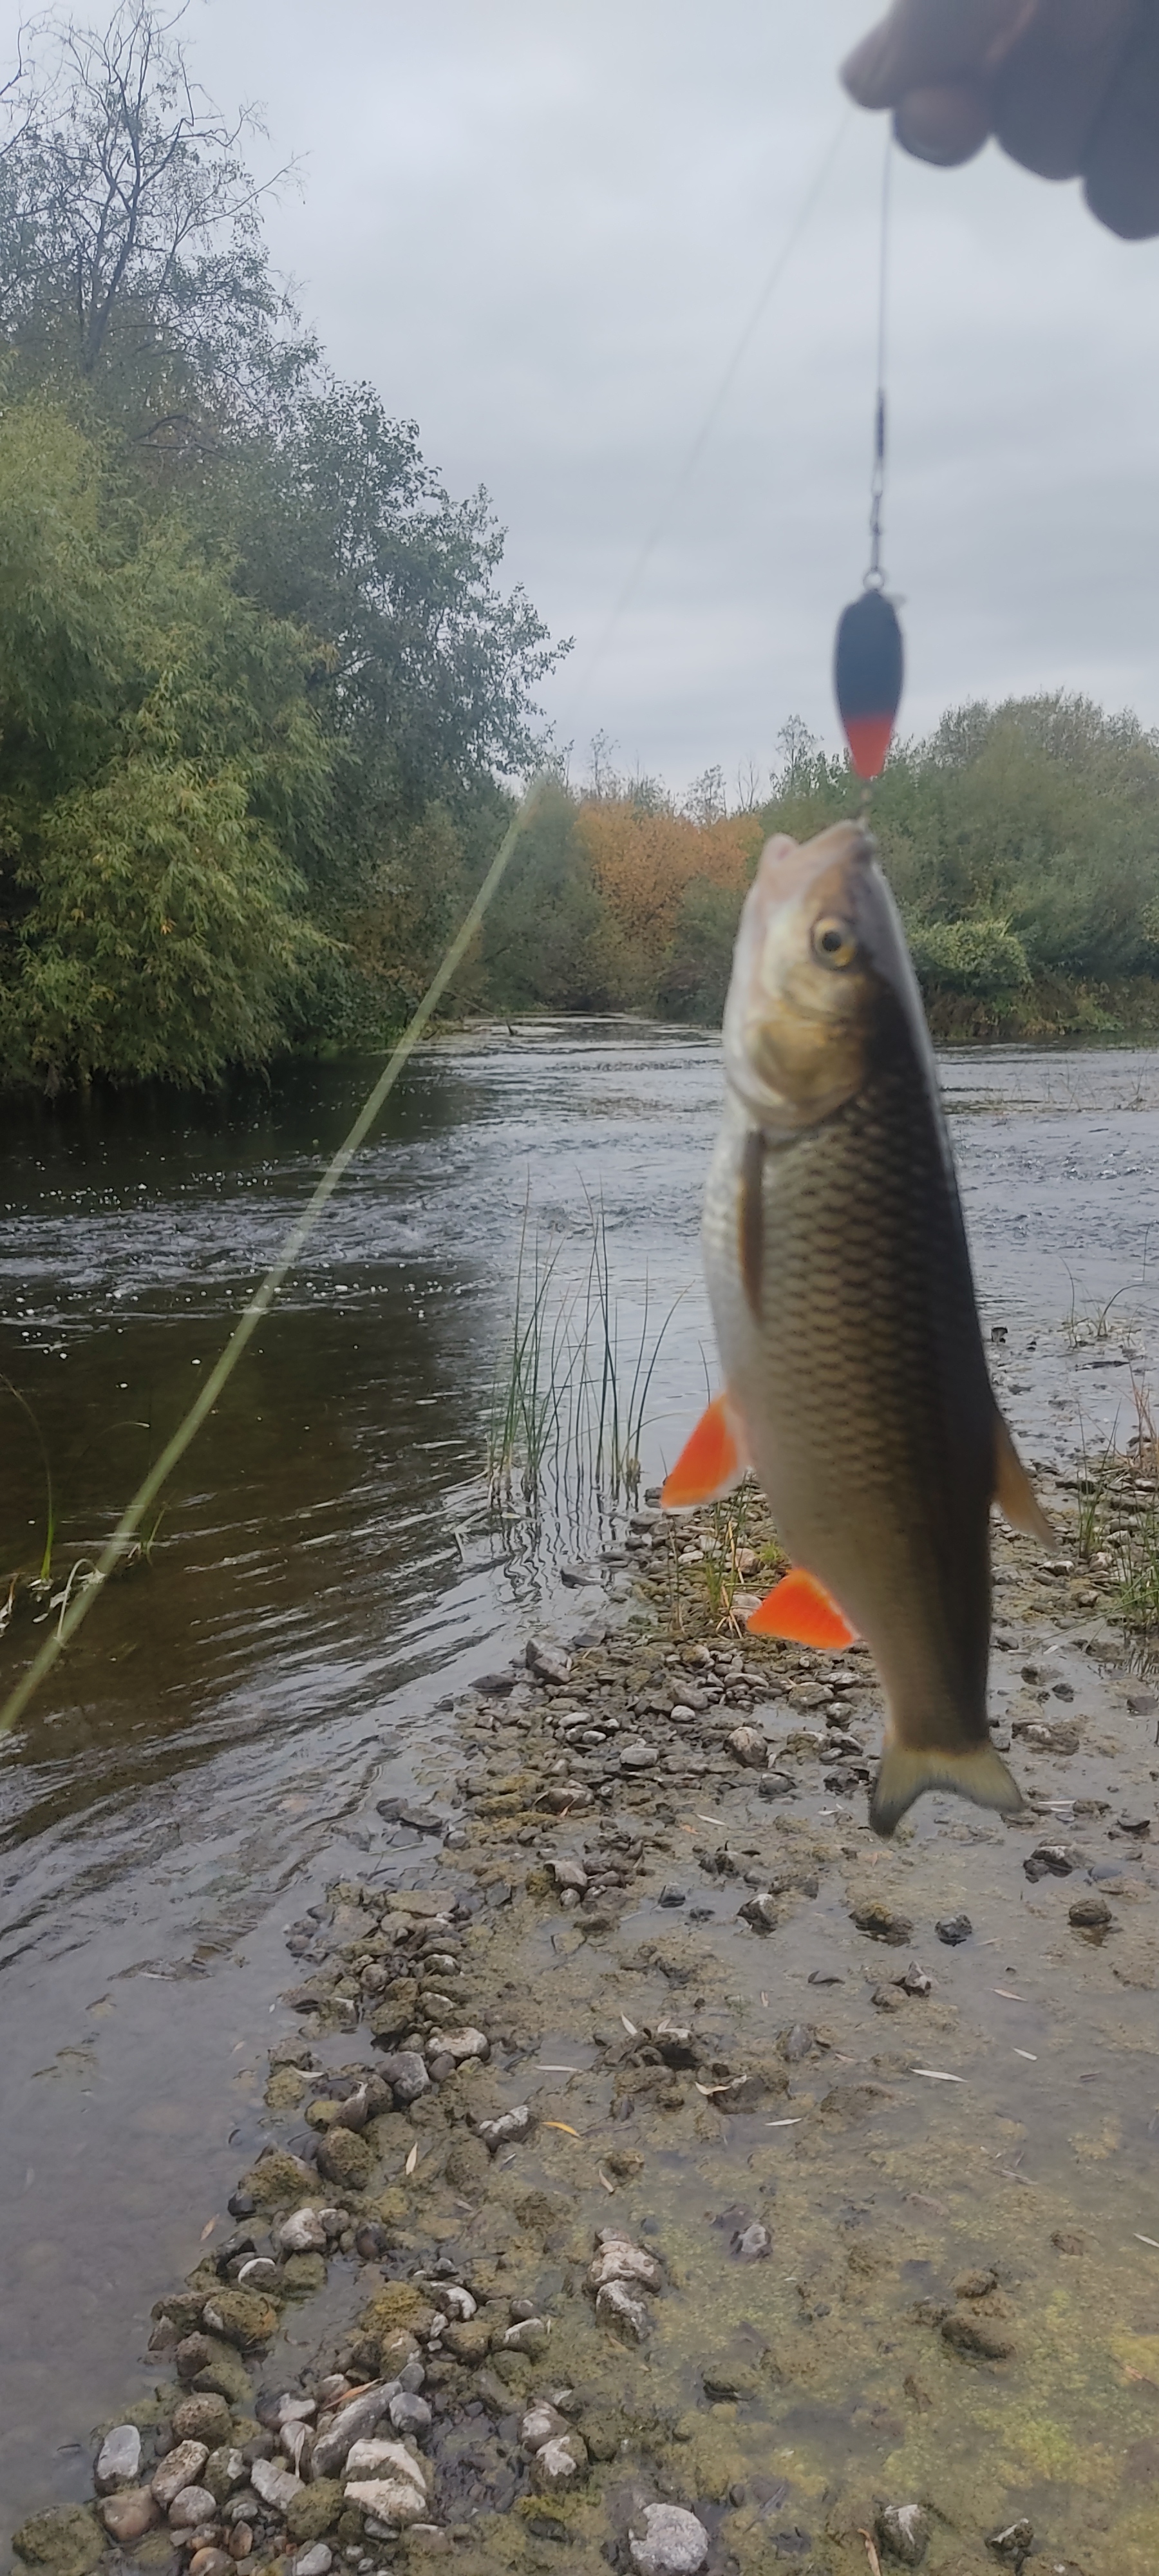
[1,7,1159,1091]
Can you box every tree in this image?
[0,0,312,433]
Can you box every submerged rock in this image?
[876,2501,930,2565]
[934,1913,972,1946]
[531,2431,587,2491]
[628,2503,709,2575]
[12,2510,106,2576]
[596,2280,651,2343]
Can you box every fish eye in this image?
[812,915,857,969]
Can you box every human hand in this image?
[841,0,1159,238]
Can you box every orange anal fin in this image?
[746,1566,858,1649]
[661,1394,749,1510]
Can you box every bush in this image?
[906,916,1030,997]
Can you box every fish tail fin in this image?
[869,1738,1024,1839]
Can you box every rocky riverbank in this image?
[9,1477,1159,2576]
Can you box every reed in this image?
[486,1194,680,1531]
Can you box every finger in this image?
[992,0,1138,180]
[841,0,1040,111]
[1083,5,1159,236]
[893,75,993,162]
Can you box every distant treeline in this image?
[1,7,1158,1091]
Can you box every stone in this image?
[477,2105,531,2151]
[189,2555,231,2576]
[551,1857,588,1893]
[388,2392,431,2437]
[587,2242,663,2295]
[344,2438,429,2490]
[248,2458,303,2513]
[310,2389,393,2477]
[377,2050,430,2107]
[1023,1841,1085,1880]
[317,2128,375,2192]
[442,2318,493,2364]
[98,2491,159,2544]
[531,2432,587,2491]
[619,1741,658,1770]
[11,2514,105,2576]
[527,1637,573,1683]
[278,2206,328,2255]
[238,2148,317,2208]
[521,2403,568,2455]
[343,2479,427,2527]
[876,2502,930,2566]
[934,1913,973,1946]
[731,2222,771,2262]
[236,2257,279,2289]
[941,2312,1015,2360]
[758,1769,796,1799]
[897,1962,933,1996]
[954,2269,997,2300]
[739,1893,778,1933]
[596,2280,651,2342]
[628,2504,710,2575]
[294,2551,334,2576]
[167,2487,218,2530]
[427,2026,488,2065]
[173,2394,234,2450]
[726,1725,768,1767]
[202,2287,278,2349]
[851,1901,914,1945]
[153,2445,211,2510]
[95,2424,143,2492]
[986,2523,1033,2559]
[285,2485,344,2544]
[1069,1894,1113,1929]
[657,1884,686,1907]
[502,2316,551,2354]
[202,2450,247,2507]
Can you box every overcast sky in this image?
[88,4,1159,793]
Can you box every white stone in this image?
[520,2403,567,2455]
[440,2284,476,2320]
[531,2434,587,2492]
[629,2505,710,2575]
[426,2027,488,2065]
[152,2443,211,2510]
[167,2486,218,2530]
[293,2550,333,2576]
[343,2438,428,2493]
[278,2206,328,2255]
[587,2242,663,2295]
[596,2280,651,2343]
[310,2387,394,2477]
[95,2424,142,2492]
[477,2105,531,2150]
[249,2458,302,2513]
[344,2478,428,2527]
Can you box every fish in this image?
[662,819,1051,1835]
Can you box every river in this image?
[2,1024,1158,2540]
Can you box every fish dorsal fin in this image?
[746,1566,858,1649]
[661,1393,750,1509]
[994,1410,1054,1543]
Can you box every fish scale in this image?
[666,817,1050,1833]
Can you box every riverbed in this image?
[2,1026,1159,2564]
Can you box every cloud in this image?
[191,0,1159,791]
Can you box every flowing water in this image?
[3,1027,1159,2544]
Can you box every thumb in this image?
[842,0,1041,109]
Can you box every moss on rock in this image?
[11,2508,105,2576]
[285,2481,344,2542]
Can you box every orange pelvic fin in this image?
[661,1393,749,1509]
[746,1566,858,1649]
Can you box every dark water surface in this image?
[2,1025,1158,2533]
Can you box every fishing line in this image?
[0,775,551,1739]
[565,106,852,730]
[834,130,904,788]
[1,104,856,1734]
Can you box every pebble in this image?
[726,1725,768,1768]
[167,2485,219,2529]
[758,1770,795,1798]
[312,2392,393,2478]
[739,1893,778,1933]
[377,2049,430,2105]
[1069,1893,1113,1928]
[249,2459,303,2512]
[278,2206,328,2253]
[502,2316,551,2354]
[941,2312,1015,2360]
[520,2403,568,2454]
[153,2444,211,2510]
[429,2025,489,2064]
[477,2105,531,2151]
[876,2501,930,2566]
[934,1913,973,1946]
[1023,1842,1085,1880]
[986,2521,1033,2558]
[628,2503,710,2574]
[897,1961,933,1996]
[657,1882,686,1906]
[731,2222,771,2262]
[387,2392,431,2437]
[189,2553,232,2576]
[531,2432,588,2491]
[596,2280,651,2342]
[99,2489,159,2543]
[587,2241,663,2295]
[344,2438,426,2483]
[95,2424,142,2492]
[852,1901,914,1944]
[619,1741,659,1770]
[527,1639,573,1683]
[294,2551,334,2576]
